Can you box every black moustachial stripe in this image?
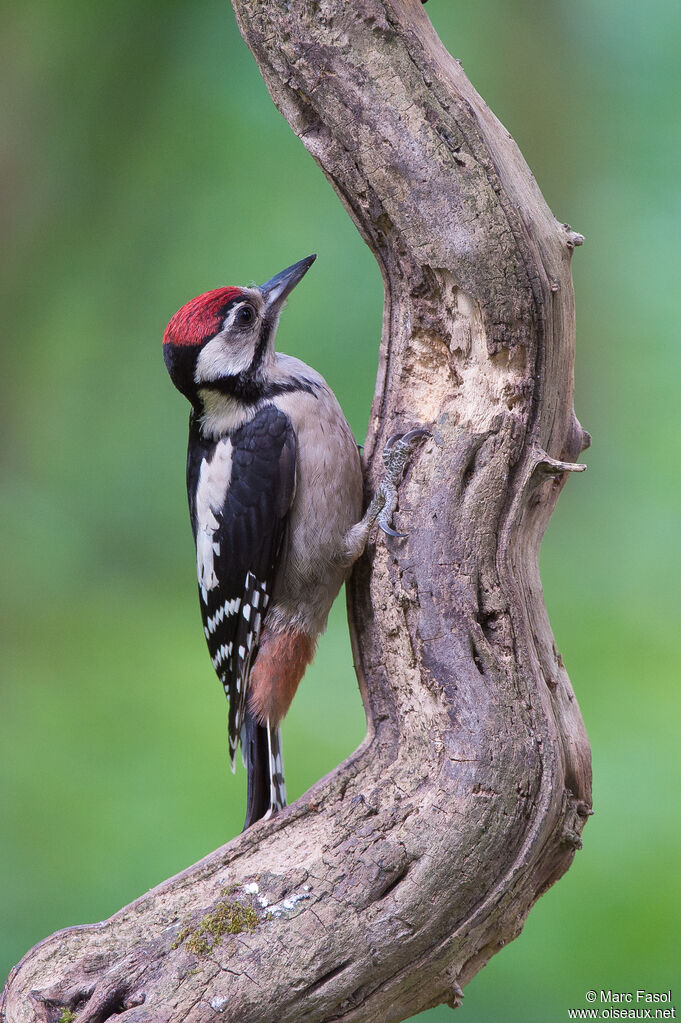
[186,404,296,767]
[204,375,318,404]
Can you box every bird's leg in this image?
[345,428,429,558]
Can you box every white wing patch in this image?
[196,439,233,601]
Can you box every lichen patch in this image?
[264,891,311,918]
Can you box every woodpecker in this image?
[163,255,423,828]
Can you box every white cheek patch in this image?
[196,439,233,600]
[195,330,255,383]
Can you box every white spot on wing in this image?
[206,598,240,635]
[211,643,233,669]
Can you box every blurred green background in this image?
[2,0,679,1018]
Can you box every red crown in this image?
[163,287,244,346]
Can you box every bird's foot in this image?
[367,428,429,538]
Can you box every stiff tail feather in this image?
[242,709,287,830]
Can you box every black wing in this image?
[187,405,296,766]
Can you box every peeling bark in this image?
[1,2,591,1021]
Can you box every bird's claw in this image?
[384,427,431,452]
[383,428,430,478]
[378,519,408,538]
[376,482,408,537]
[375,427,429,537]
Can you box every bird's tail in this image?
[242,709,287,830]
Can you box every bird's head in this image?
[163,254,316,404]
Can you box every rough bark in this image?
[1,2,591,1021]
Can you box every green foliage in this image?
[1,1,679,1020]
[57,1010,77,1023]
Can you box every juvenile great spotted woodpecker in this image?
[163,255,423,828]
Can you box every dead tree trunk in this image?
[1,2,591,1021]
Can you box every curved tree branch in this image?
[1,2,591,1021]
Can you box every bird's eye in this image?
[236,305,255,326]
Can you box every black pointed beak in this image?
[259,254,316,310]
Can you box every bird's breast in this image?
[269,379,363,634]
